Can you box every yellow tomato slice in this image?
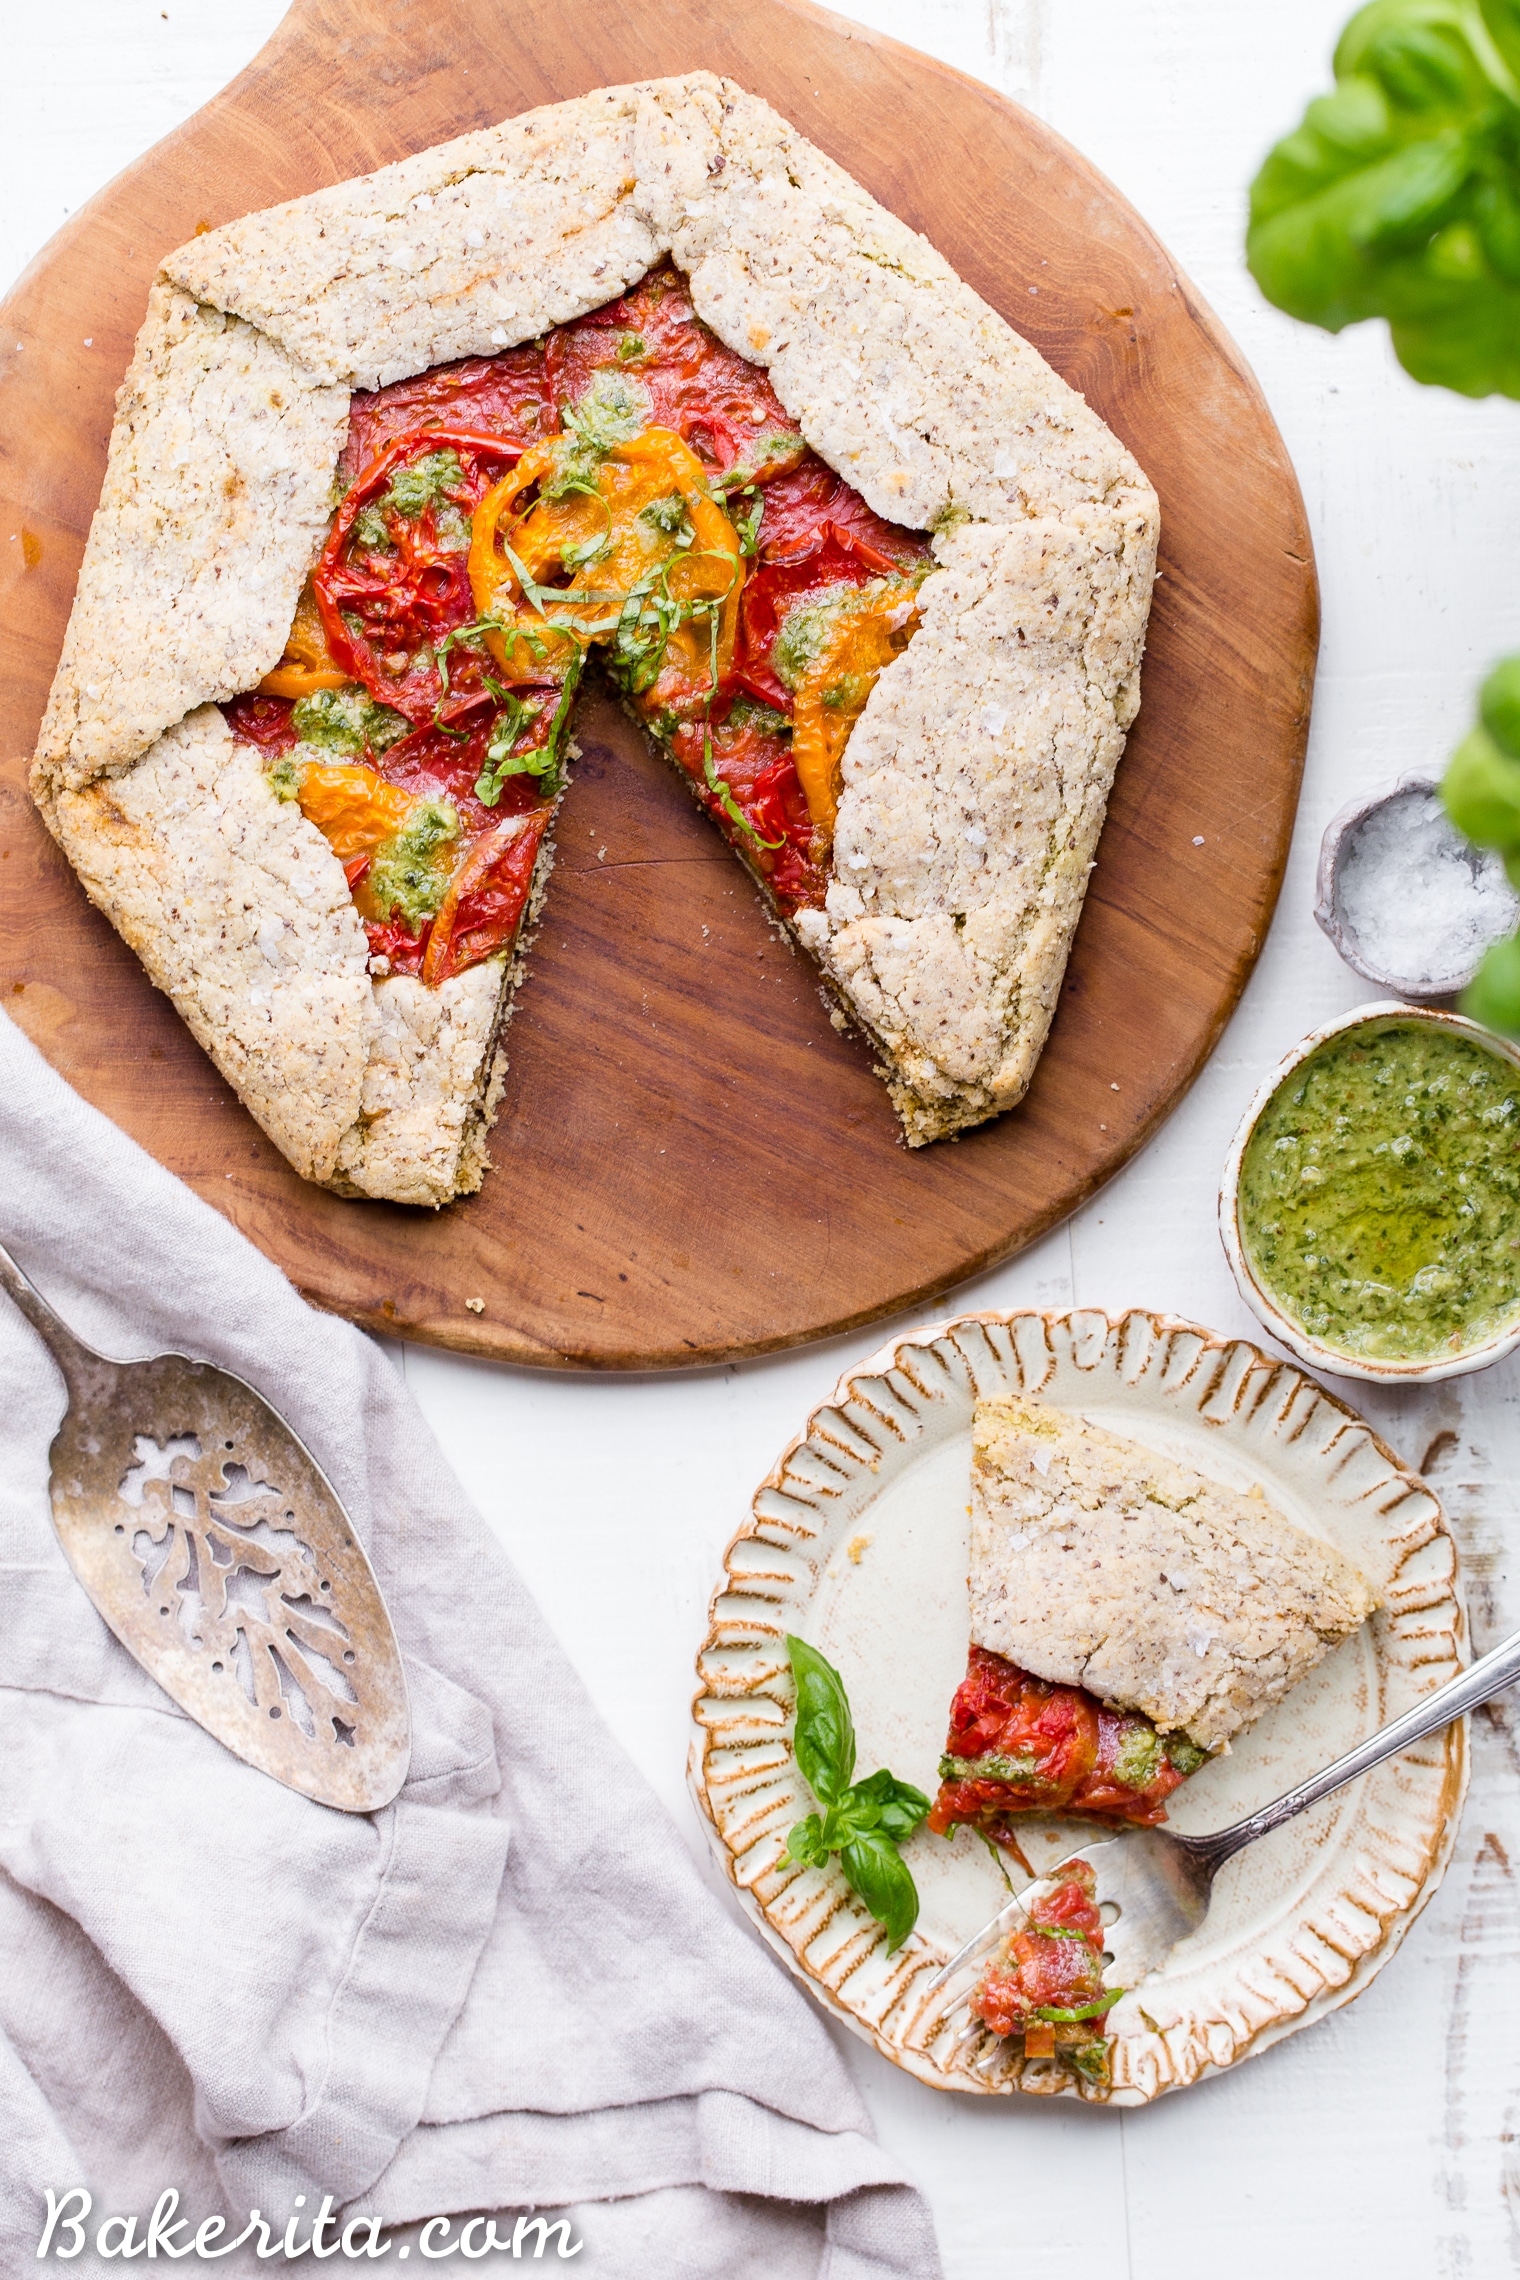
[258,580,350,698]
[294,763,418,865]
[617,429,743,696]
[467,426,742,696]
[790,598,919,838]
[468,447,580,681]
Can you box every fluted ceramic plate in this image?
[690,1310,1467,2103]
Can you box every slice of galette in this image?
[930,1399,1379,1847]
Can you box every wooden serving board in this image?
[0,0,1317,1371]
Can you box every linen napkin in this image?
[0,1011,940,2278]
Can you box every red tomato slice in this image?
[736,523,908,711]
[313,428,527,727]
[342,344,555,485]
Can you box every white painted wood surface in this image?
[7,6,1520,2272]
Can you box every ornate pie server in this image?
[0,1239,410,1811]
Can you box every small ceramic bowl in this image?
[1315,774,1518,1000]
[1220,1001,1520,1384]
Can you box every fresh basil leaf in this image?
[1245,0,1520,397]
[847,1767,931,1841]
[1463,928,1520,1026]
[840,1832,920,1952]
[1484,0,1520,82]
[785,1813,830,1870]
[1443,723,1520,844]
[786,1635,855,1803]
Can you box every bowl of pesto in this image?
[1221,1004,1520,1382]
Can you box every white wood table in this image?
[7,6,1519,2271]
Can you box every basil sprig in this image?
[783,1636,930,1952]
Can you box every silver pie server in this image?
[924,1618,1520,2052]
[0,1238,410,1812]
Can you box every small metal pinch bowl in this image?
[1315,773,1518,999]
[1220,1004,1520,1385]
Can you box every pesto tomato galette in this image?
[32,75,1159,1204]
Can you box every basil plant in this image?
[1249,0,1520,1027]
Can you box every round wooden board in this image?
[0,0,1317,1371]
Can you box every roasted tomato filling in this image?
[969,1859,1117,2082]
[928,1647,1209,1838]
[224,263,931,984]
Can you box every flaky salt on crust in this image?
[969,1400,1379,1750]
[160,86,701,393]
[672,87,1155,532]
[36,72,1159,1201]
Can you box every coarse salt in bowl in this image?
[1315,775,1518,1000]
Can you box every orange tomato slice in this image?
[789,595,918,837]
[467,426,743,695]
[258,580,350,699]
[293,763,418,866]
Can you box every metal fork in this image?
[924,1617,1520,2027]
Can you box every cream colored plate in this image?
[690,1310,1467,2103]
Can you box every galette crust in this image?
[35,73,1160,1201]
[969,1400,1380,1750]
[48,708,378,1184]
[34,285,348,797]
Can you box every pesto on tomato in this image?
[928,1647,1206,1839]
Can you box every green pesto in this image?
[727,693,792,738]
[432,502,472,553]
[563,370,651,454]
[1239,1019,1520,1361]
[353,502,393,552]
[291,684,409,760]
[723,429,803,488]
[773,584,861,690]
[822,670,872,713]
[939,1751,1039,1786]
[366,799,460,929]
[1164,1734,1209,1778]
[639,492,691,538]
[1110,1724,1164,1792]
[265,755,302,803]
[381,448,465,520]
[930,498,970,537]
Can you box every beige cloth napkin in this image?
[0,1012,939,2277]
